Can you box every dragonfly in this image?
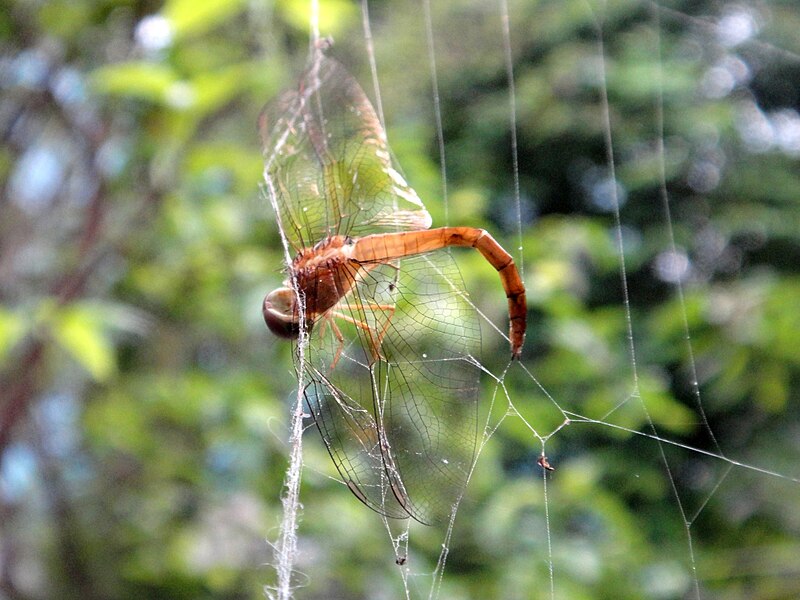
[260,51,526,524]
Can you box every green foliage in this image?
[0,307,27,367]
[50,302,118,381]
[164,0,250,39]
[92,63,180,105]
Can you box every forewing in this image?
[306,253,482,524]
[303,368,412,520]
[304,275,413,520]
[259,55,431,250]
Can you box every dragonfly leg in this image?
[317,311,374,370]
[334,303,396,362]
[329,303,395,364]
[325,316,346,370]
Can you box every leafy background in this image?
[2,0,800,598]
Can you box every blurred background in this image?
[2,0,800,598]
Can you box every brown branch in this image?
[0,343,44,453]
[31,424,103,600]
[0,78,109,452]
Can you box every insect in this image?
[260,50,526,524]
[537,454,555,472]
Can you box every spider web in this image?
[265,1,800,599]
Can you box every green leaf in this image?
[37,0,91,38]
[278,0,359,37]
[90,62,178,103]
[0,307,27,366]
[51,305,116,382]
[163,0,248,39]
[186,142,264,192]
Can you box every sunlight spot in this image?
[642,561,692,598]
[735,100,774,153]
[9,145,64,214]
[581,168,627,212]
[736,105,800,156]
[96,138,129,178]
[696,227,727,262]
[700,66,735,98]
[653,249,690,283]
[51,67,86,105]
[687,160,721,193]
[7,49,48,89]
[771,109,800,156]
[717,8,759,48]
[135,15,173,52]
[701,56,750,99]
[560,542,601,581]
[619,224,642,254]
[0,443,37,502]
[166,81,196,109]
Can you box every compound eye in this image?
[262,288,300,339]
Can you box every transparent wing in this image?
[259,55,432,251]
[303,370,412,520]
[304,251,482,524]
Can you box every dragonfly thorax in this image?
[263,235,359,340]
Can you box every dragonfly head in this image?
[263,287,309,339]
